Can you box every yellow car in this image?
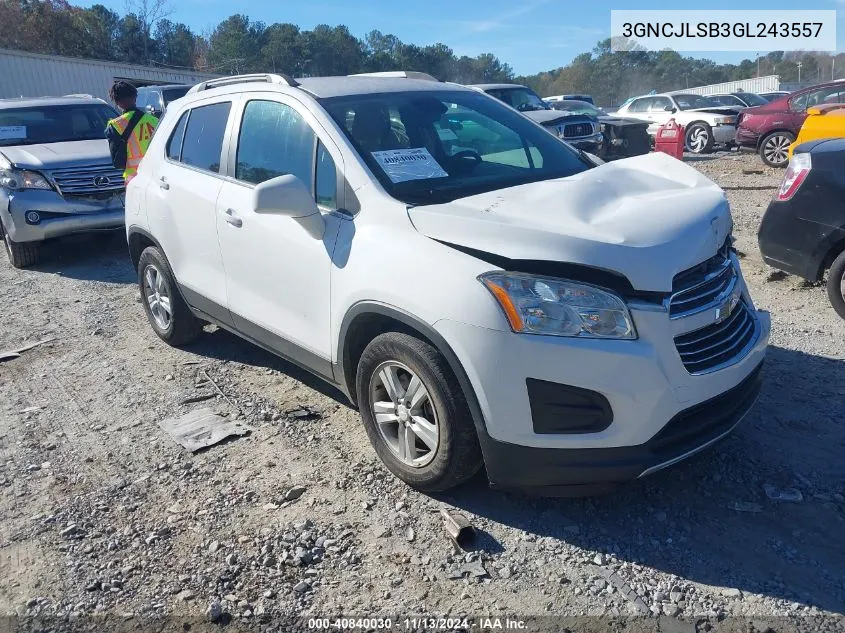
[788,103,845,158]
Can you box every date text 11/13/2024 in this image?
[307,617,529,630]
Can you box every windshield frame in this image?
[735,92,767,107]
[0,103,117,146]
[320,89,593,206]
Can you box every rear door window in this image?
[166,110,189,161]
[180,102,231,173]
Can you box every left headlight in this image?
[0,167,53,191]
[479,272,637,339]
[714,116,736,125]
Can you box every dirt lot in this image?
[1,151,843,633]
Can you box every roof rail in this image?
[188,73,299,94]
[350,71,439,82]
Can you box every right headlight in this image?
[479,272,637,339]
[0,167,53,191]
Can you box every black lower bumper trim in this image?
[479,363,763,496]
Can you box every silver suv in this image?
[0,95,126,268]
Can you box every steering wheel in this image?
[450,149,482,166]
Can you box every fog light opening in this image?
[25,211,41,225]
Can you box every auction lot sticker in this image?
[371,147,448,183]
[0,126,27,140]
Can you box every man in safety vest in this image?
[105,81,158,183]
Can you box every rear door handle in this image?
[224,208,243,228]
[159,176,169,190]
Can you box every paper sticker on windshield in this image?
[371,147,448,183]
[0,126,26,140]
[436,128,458,141]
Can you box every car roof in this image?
[139,84,192,90]
[0,95,107,108]
[469,83,527,91]
[298,76,469,99]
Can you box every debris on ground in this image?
[157,407,250,451]
[0,337,56,362]
[763,484,804,503]
[440,509,475,549]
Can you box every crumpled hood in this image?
[0,140,112,170]
[522,109,577,126]
[689,106,740,116]
[408,152,732,292]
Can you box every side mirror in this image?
[252,174,324,239]
[664,105,677,113]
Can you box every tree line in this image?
[0,0,514,83]
[1,1,843,106]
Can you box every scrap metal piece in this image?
[440,509,475,549]
[158,408,250,452]
[0,337,56,362]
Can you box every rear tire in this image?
[684,123,714,154]
[0,219,40,268]
[137,246,203,346]
[759,131,794,168]
[826,250,845,321]
[356,332,483,492]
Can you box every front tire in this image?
[826,250,845,321]
[356,332,483,492]
[137,246,202,346]
[0,219,40,268]
[684,122,714,154]
[759,131,794,168]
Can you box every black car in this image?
[547,99,650,159]
[758,138,845,319]
[708,92,770,108]
[136,84,192,118]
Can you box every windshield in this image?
[551,100,605,117]
[0,103,116,146]
[323,90,591,205]
[673,94,723,110]
[485,87,548,112]
[737,92,768,106]
[162,87,190,105]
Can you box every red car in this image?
[735,81,845,167]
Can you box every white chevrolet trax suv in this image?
[126,73,770,495]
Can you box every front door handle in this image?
[224,208,243,228]
[159,176,169,191]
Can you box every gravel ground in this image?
[1,151,843,633]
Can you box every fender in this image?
[336,301,495,451]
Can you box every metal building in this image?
[0,48,220,101]
[669,75,780,96]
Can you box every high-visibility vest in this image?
[107,110,159,181]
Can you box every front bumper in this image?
[1,189,125,243]
[712,124,737,145]
[435,288,770,493]
[735,127,761,149]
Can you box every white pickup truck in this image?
[613,93,740,154]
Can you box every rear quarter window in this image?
[180,102,232,173]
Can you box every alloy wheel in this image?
[686,126,709,153]
[143,264,173,331]
[369,361,439,467]
[764,134,791,166]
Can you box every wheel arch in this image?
[127,226,163,272]
[819,234,845,279]
[757,128,794,150]
[337,302,490,446]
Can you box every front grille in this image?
[669,242,734,319]
[649,362,762,456]
[563,122,593,138]
[49,164,125,197]
[674,301,758,374]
